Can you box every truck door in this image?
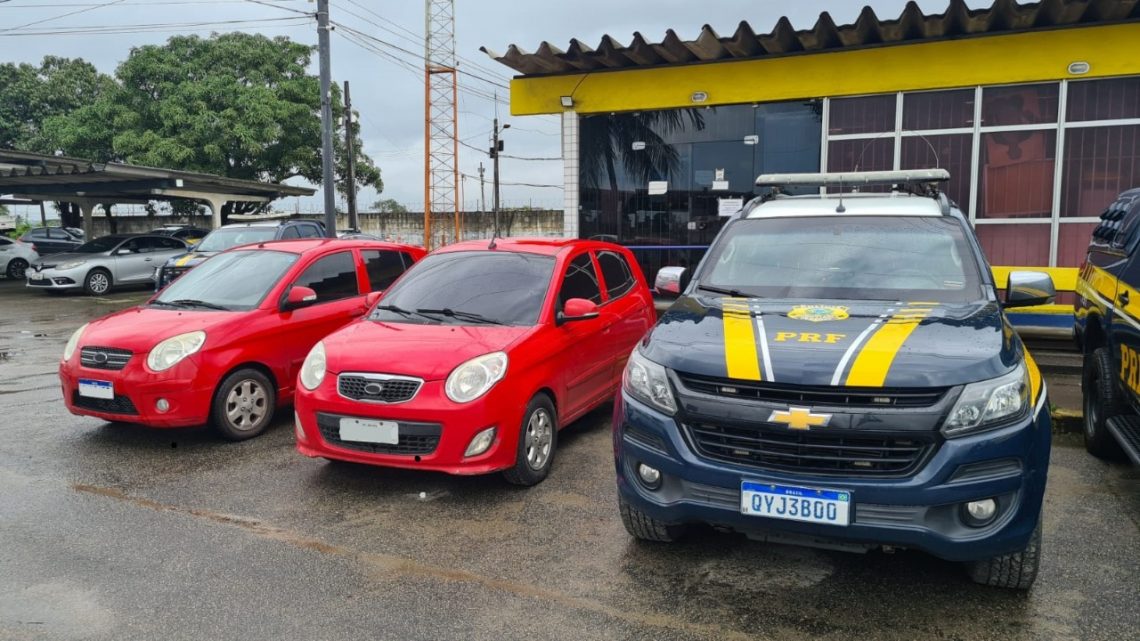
[1106,209,1140,410]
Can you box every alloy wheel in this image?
[225,379,268,431]
[524,408,553,471]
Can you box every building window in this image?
[828,137,893,172]
[982,83,1059,126]
[829,94,895,135]
[1067,77,1140,122]
[1060,124,1140,217]
[977,130,1057,219]
[1057,222,1100,268]
[902,89,975,130]
[975,224,1051,266]
[900,134,973,213]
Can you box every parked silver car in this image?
[27,234,188,295]
[0,237,39,279]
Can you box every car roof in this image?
[231,238,423,255]
[434,237,619,256]
[747,192,944,218]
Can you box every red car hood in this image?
[322,320,534,381]
[78,305,246,353]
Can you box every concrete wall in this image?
[86,209,565,245]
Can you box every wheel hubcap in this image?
[524,408,553,471]
[10,261,26,278]
[1085,371,1099,438]
[90,273,108,293]
[225,379,267,431]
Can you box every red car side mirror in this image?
[364,291,383,308]
[557,298,600,326]
[281,285,318,312]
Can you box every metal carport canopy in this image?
[0,149,315,234]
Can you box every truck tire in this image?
[965,520,1042,590]
[1083,348,1126,460]
[618,496,685,542]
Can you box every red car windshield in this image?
[153,250,298,311]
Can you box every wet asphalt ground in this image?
[0,277,1137,641]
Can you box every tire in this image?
[503,394,557,486]
[83,268,112,296]
[1082,348,1126,459]
[618,496,686,543]
[6,258,28,280]
[210,368,276,441]
[965,520,1042,590]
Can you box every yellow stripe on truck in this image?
[722,299,762,381]
[844,305,933,387]
[175,253,196,267]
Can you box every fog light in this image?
[155,398,170,413]
[464,426,496,457]
[636,463,661,490]
[963,498,998,527]
[294,411,307,443]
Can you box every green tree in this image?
[372,198,407,214]
[0,56,115,152]
[43,33,381,218]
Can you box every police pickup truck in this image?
[615,169,1055,590]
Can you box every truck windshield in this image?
[153,250,298,311]
[195,227,278,253]
[700,216,985,303]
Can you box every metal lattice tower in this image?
[424,0,459,249]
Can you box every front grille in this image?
[72,391,139,415]
[337,373,422,404]
[80,346,132,371]
[316,413,440,455]
[685,422,934,477]
[677,373,946,408]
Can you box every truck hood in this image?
[642,294,1021,389]
[321,320,535,381]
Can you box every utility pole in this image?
[491,118,509,237]
[478,162,486,214]
[317,0,337,237]
[343,80,358,231]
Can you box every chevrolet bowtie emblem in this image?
[769,407,831,430]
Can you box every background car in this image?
[20,226,82,255]
[59,239,426,439]
[28,234,189,295]
[294,238,656,486]
[151,225,210,245]
[0,236,39,279]
[156,218,325,289]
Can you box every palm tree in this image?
[580,109,705,194]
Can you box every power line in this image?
[0,16,311,36]
[0,0,127,33]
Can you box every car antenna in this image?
[488,218,499,250]
[836,176,846,213]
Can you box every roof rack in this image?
[755,169,950,188]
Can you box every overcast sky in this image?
[1,0,991,214]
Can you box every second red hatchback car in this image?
[294,238,656,485]
[60,239,425,440]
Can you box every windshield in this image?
[700,216,984,303]
[369,251,555,326]
[195,227,278,253]
[74,236,126,254]
[153,250,298,311]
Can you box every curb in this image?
[1050,408,1083,434]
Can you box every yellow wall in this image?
[510,23,1140,116]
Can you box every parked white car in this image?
[0,236,39,279]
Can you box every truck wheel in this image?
[965,520,1041,590]
[618,496,686,542]
[210,368,276,441]
[1083,348,1126,459]
[503,394,557,486]
[84,268,112,296]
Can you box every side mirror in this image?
[1004,271,1056,308]
[364,291,383,308]
[281,285,318,312]
[655,266,690,299]
[556,298,600,325]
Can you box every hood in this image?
[78,306,246,353]
[322,320,534,381]
[642,294,1020,389]
[36,251,103,266]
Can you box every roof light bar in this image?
[755,169,950,187]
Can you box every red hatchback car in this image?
[294,238,656,485]
[59,239,425,440]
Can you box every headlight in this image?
[942,362,1029,438]
[146,330,206,372]
[56,260,87,270]
[445,352,507,403]
[63,323,88,361]
[299,341,327,391]
[623,349,677,415]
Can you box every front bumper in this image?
[295,375,525,475]
[613,391,1051,563]
[26,266,85,290]
[59,353,214,428]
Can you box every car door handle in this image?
[1119,291,1130,306]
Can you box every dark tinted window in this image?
[47,228,71,240]
[293,251,359,303]
[75,236,127,253]
[154,250,298,311]
[25,229,46,239]
[559,253,602,307]
[597,251,636,299]
[196,227,277,253]
[298,224,323,239]
[362,250,407,292]
[371,251,555,326]
[153,237,186,250]
[280,226,301,240]
[0,238,11,247]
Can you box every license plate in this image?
[78,378,114,400]
[29,272,43,281]
[339,418,399,444]
[740,481,852,526]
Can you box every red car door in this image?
[554,250,612,418]
[595,248,654,383]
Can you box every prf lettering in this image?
[774,332,846,344]
[1121,344,1140,395]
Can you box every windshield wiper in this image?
[697,284,750,298]
[415,308,505,325]
[164,298,230,311]
[374,304,440,322]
